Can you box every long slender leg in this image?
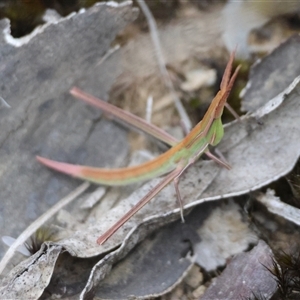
[173,145,231,222]
[172,158,199,223]
[173,177,185,223]
[97,168,182,245]
[205,150,231,170]
[225,102,240,120]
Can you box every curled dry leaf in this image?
[256,189,300,227]
[241,35,300,112]
[0,244,62,299]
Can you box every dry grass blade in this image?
[136,0,192,133]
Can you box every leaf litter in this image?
[1,2,300,299]
[79,59,300,298]
[2,39,299,299]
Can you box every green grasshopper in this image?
[37,52,240,244]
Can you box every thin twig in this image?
[0,182,90,275]
[136,0,192,133]
[96,44,120,66]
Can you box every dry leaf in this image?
[241,35,300,112]
[201,240,277,300]
[257,189,300,227]
[194,201,257,271]
[0,1,137,262]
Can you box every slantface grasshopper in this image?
[37,52,240,244]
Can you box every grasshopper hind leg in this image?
[173,177,185,223]
[205,150,231,170]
